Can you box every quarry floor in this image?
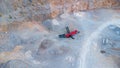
[0,7,120,68]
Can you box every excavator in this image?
[59,26,80,39]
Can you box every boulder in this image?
[0,60,32,68]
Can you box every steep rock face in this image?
[35,0,120,18]
[0,0,119,22]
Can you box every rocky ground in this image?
[0,7,119,68]
[0,0,120,68]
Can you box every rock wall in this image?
[34,0,120,18]
[0,0,119,22]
